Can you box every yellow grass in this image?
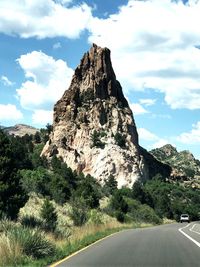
[0,233,24,266]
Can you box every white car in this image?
[180,214,190,223]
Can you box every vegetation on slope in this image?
[0,128,199,266]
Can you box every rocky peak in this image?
[42,44,148,188]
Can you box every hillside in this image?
[3,124,38,137]
[150,144,200,187]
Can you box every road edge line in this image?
[49,228,130,267]
[179,223,200,248]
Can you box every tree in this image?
[34,131,41,143]
[69,197,88,226]
[0,130,27,219]
[40,198,57,231]
[74,174,101,209]
[110,190,128,213]
[104,175,118,195]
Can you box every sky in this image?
[0,0,200,159]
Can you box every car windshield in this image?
[181,214,189,217]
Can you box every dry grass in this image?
[70,221,126,243]
[0,233,24,266]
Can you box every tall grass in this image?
[0,224,56,266]
[9,226,55,259]
[0,233,24,266]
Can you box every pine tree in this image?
[0,130,27,219]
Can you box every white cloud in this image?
[138,127,169,149]
[53,42,61,49]
[88,0,200,110]
[0,104,23,121]
[1,75,14,86]
[139,98,156,106]
[0,0,92,39]
[130,103,149,115]
[151,139,169,149]
[32,109,53,125]
[16,51,73,110]
[177,121,200,144]
[138,128,158,141]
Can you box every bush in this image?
[8,226,55,259]
[133,204,162,224]
[91,130,105,149]
[70,198,88,226]
[115,211,125,223]
[110,190,128,214]
[88,210,103,225]
[114,133,126,148]
[20,215,43,229]
[40,199,57,232]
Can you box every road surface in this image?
[53,222,200,267]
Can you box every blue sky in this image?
[0,0,200,159]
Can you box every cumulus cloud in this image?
[16,51,73,110]
[0,0,92,39]
[1,75,14,86]
[32,109,53,125]
[0,104,23,121]
[130,103,149,115]
[138,127,169,149]
[177,121,200,144]
[138,128,158,141]
[88,0,200,110]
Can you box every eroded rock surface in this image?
[42,44,148,187]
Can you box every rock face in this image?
[42,44,148,187]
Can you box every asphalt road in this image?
[54,222,200,267]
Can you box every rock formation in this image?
[42,44,148,187]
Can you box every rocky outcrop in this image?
[42,44,148,188]
[150,144,200,186]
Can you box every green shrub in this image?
[114,133,126,148]
[70,198,88,226]
[115,211,125,223]
[20,215,43,229]
[89,210,103,225]
[40,199,57,232]
[91,130,105,149]
[130,204,162,224]
[8,226,55,259]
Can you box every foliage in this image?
[8,226,55,259]
[69,197,88,226]
[103,175,118,195]
[20,215,43,229]
[110,190,128,215]
[73,174,101,209]
[91,130,105,149]
[114,132,126,148]
[0,130,28,220]
[40,199,57,232]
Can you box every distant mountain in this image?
[150,144,200,187]
[3,124,38,137]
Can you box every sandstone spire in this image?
[42,44,147,187]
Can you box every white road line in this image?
[179,223,200,248]
[190,224,200,235]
